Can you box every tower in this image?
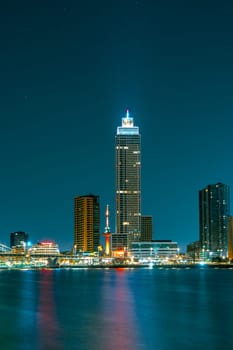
[199,182,230,259]
[74,195,100,253]
[103,205,112,256]
[140,215,153,241]
[115,109,141,249]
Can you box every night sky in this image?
[1,0,233,251]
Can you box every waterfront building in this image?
[186,241,200,261]
[111,233,128,257]
[140,215,153,241]
[74,194,100,253]
[130,240,178,261]
[228,216,233,260]
[29,240,60,255]
[115,109,141,250]
[10,231,29,248]
[199,182,230,259]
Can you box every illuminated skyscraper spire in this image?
[103,205,111,256]
[105,204,110,232]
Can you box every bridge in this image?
[0,243,11,253]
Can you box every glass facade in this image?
[141,215,153,241]
[199,183,230,258]
[10,231,29,248]
[228,216,233,260]
[74,195,100,253]
[115,111,141,246]
[111,233,128,253]
[130,241,178,259]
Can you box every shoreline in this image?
[1,263,233,270]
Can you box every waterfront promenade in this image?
[0,252,233,270]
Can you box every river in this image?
[0,267,233,350]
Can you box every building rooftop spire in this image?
[105,204,111,233]
[117,109,139,135]
[121,109,134,127]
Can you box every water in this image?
[0,267,233,350]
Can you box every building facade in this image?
[115,110,141,249]
[140,215,153,241]
[111,233,128,256]
[29,240,60,255]
[199,182,230,259]
[130,240,179,261]
[74,195,100,253]
[186,240,200,261]
[228,216,233,260]
[10,231,29,248]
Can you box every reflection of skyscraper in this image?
[199,183,230,258]
[74,195,100,253]
[115,110,141,248]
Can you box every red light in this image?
[40,240,55,246]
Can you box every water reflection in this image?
[0,271,38,349]
[98,268,145,350]
[1,269,233,350]
[135,269,233,349]
[37,269,62,350]
[18,270,38,349]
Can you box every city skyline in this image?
[0,1,233,251]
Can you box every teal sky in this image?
[0,0,233,251]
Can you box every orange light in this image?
[115,250,124,256]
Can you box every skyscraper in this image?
[114,110,141,249]
[141,215,153,241]
[10,231,29,248]
[74,195,100,253]
[199,182,230,258]
[228,216,233,260]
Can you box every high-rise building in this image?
[115,109,141,250]
[74,195,100,253]
[10,231,29,248]
[186,241,200,261]
[199,182,230,259]
[111,233,128,256]
[141,215,153,241]
[228,216,233,260]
